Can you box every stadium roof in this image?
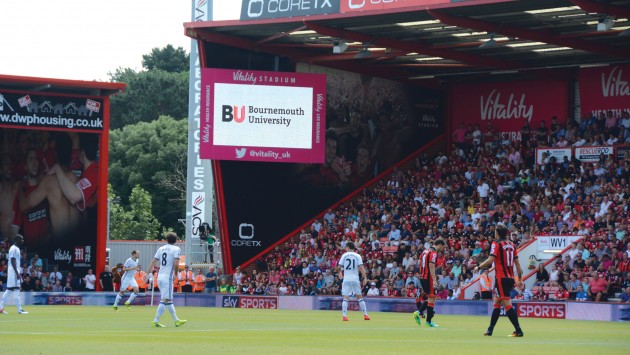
[0,74,125,97]
[184,0,630,86]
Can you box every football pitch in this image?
[0,306,628,354]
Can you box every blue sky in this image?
[1,0,192,81]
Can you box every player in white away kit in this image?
[338,241,370,321]
[112,250,141,310]
[0,234,28,315]
[145,232,186,327]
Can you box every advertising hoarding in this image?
[200,68,326,163]
[535,147,572,165]
[450,80,569,143]
[1,89,104,277]
[579,64,630,119]
[574,146,614,163]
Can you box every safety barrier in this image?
[16,292,629,322]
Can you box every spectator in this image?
[65,272,80,291]
[233,266,243,285]
[588,272,609,302]
[32,278,44,292]
[112,263,124,292]
[436,285,448,299]
[49,266,62,286]
[534,264,549,286]
[575,285,589,301]
[193,269,205,293]
[266,282,278,295]
[480,269,493,300]
[511,282,534,301]
[548,264,560,287]
[83,269,96,291]
[30,254,43,270]
[387,224,401,246]
[135,265,148,293]
[620,287,630,303]
[452,283,461,299]
[41,271,50,291]
[367,282,380,296]
[566,274,580,300]
[388,262,401,280]
[218,279,229,293]
[99,265,114,292]
[451,259,463,280]
[52,280,63,292]
[21,276,33,291]
[445,272,457,290]
[205,267,217,293]
[178,266,194,293]
[555,284,569,301]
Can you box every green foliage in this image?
[142,44,189,73]
[109,116,187,232]
[108,184,161,240]
[108,68,189,129]
[107,45,190,235]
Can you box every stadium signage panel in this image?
[47,295,83,305]
[0,91,104,131]
[574,146,613,163]
[341,0,448,12]
[536,236,582,253]
[516,302,565,319]
[240,0,340,20]
[579,64,630,119]
[221,295,278,308]
[200,68,326,163]
[239,296,278,308]
[535,147,572,165]
[617,145,630,162]
[450,80,568,143]
[222,296,240,308]
[190,192,206,239]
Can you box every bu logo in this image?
[222,105,245,123]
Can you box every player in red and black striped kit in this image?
[476,224,524,337]
[413,238,446,327]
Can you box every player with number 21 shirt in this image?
[338,241,370,321]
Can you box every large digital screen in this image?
[0,87,106,277]
[200,68,326,163]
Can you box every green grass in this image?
[0,306,628,354]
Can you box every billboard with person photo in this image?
[0,90,104,276]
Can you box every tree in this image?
[108,68,188,129]
[109,116,187,231]
[142,45,189,73]
[108,185,161,240]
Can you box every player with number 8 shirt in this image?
[144,232,186,328]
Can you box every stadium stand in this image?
[229,115,629,302]
[1,115,628,303]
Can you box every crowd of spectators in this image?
[222,114,630,302]
[0,248,98,293]
[1,113,629,303]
